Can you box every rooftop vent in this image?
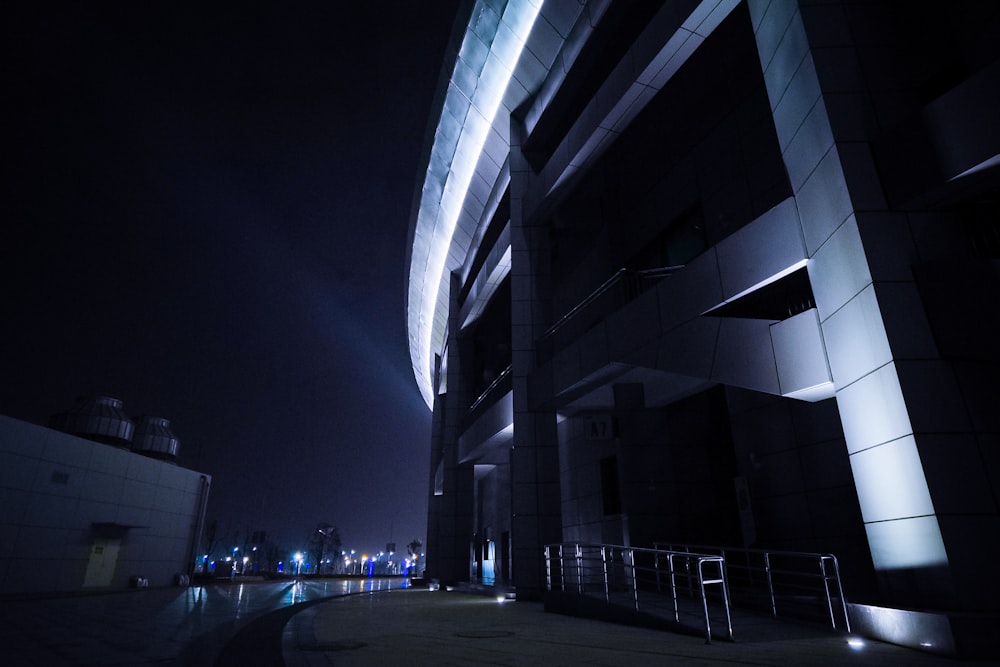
[132,416,179,461]
[50,395,135,447]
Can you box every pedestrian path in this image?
[280,586,993,666]
[3,579,995,665]
[0,578,399,666]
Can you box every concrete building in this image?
[0,398,211,594]
[405,0,998,657]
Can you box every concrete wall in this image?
[0,415,209,594]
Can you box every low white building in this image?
[0,400,210,594]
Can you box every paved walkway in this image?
[0,578,400,666]
[3,579,996,665]
[281,586,996,666]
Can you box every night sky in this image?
[3,2,462,555]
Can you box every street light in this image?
[294,552,304,576]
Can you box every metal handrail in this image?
[654,542,850,632]
[544,542,733,643]
[468,364,512,412]
[535,266,681,366]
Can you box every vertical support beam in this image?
[510,115,563,601]
[748,0,966,607]
[425,274,475,585]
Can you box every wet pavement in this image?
[3,578,997,665]
[1,578,402,666]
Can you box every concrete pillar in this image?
[424,274,475,586]
[510,115,563,600]
[749,0,998,610]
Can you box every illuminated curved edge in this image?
[407,0,542,409]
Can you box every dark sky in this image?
[3,2,461,555]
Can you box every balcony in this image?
[536,267,680,367]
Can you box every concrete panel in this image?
[795,146,853,255]
[770,308,833,398]
[729,399,795,458]
[656,317,719,380]
[0,487,29,531]
[781,88,832,190]
[81,471,125,505]
[895,361,972,435]
[607,291,661,361]
[863,515,947,569]
[849,435,934,523]
[822,285,891,389]
[658,249,723,331]
[799,438,853,489]
[87,446,130,477]
[749,0,797,71]
[126,455,160,483]
[0,452,39,492]
[806,486,862,536]
[874,282,938,360]
[753,449,805,496]
[41,435,93,469]
[715,197,806,302]
[789,396,843,445]
[918,434,995,516]
[121,479,159,510]
[711,318,781,395]
[115,504,152,529]
[760,4,808,110]
[21,494,80,529]
[937,514,1000,610]
[952,362,1000,433]
[0,416,45,456]
[836,363,911,455]
[809,214,871,321]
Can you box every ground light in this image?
[847,637,865,650]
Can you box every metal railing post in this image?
[576,543,584,595]
[558,544,566,592]
[544,545,552,591]
[628,549,639,612]
[765,551,777,618]
[668,553,680,623]
[821,555,851,632]
[655,550,662,594]
[547,541,851,640]
[819,556,836,629]
[697,556,733,644]
[602,545,610,602]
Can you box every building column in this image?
[510,115,562,601]
[424,274,475,586]
[749,0,966,608]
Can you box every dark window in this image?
[600,456,622,515]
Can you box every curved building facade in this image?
[406,0,999,655]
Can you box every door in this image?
[83,538,121,587]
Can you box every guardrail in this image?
[654,543,850,632]
[535,266,681,366]
[544,543,732,643]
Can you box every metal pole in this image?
[765,551,777,618]
[628,549,639,612]
[602,545,610,603]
